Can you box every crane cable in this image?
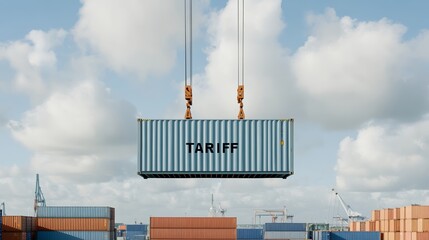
[237,0,245,120]
[184,0,193,119]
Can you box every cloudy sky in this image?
[1,0,429,224]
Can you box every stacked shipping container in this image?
[237,228,263,240]
[313,231,381,240]
[150,217,237,239]
[36,206,115,240]
[349,205,429,240]
[1,216,36,240]
[263,223,307,240]
[124,224,148,240]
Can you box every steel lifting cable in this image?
[184,0,193,119]
[237,0,245,119]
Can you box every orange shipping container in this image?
[372,210,381,221]
[1,232,27,240]
[412,232,429,240]
[400,232,412,240]
[393,208,400,220]
[2,216,35,232]
[388,209,394,220]
[417,218,429,232]
[37,218,112,231]
[405,219,418,232]
[389,220,400,232]
[375,221,380,231]
[400,207,406,220]
[399,219,405,232]
[405,205,429,219]
[150,228,236,239]
[150,217,236,229]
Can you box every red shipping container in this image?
[150,228,236,239]
[37,218,112,231]
[2,216,35,232]
[1,232,26,240]
[150,217,236,229]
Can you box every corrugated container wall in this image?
[138,119,294,178]
[37,231,114,240]
[237,228,263,239]
[264,223,306,232]
[36,206,114,218]
[331,231,381,240]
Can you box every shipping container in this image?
[1,232,26,240]
[2,216,35,232]
[237,228,263,239]
[37,231,114,240]
[264,223,306,232]
[137,119,294,178]
[405,205,429,219]
[125,232,146,240]
[36,206,114,219]
[150,217,236,229]
[0,210,2,240]
[37,218,113,231]
[331,231,381,240]
[263,231,307,239]
[126,224,148,234]
[150,228,236,239]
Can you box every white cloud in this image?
[0,29,66,98]
[292,8,429,128]
[335,117,429,191]
[73,0,207,79]
[8,80,136,183]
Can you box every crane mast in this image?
[332,189,365,222]
[34,174,46,216]
[1,202,5,216]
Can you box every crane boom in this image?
[332,189,365,221]
[34,174,46,216]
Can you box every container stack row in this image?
[349,205,429,240]
[263,222,307,240]
[36,206,115,240]
[1,216,36,240]
[150,217,237,239]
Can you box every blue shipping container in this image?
[237,229,263,239]
[138,119,294,179]
[126,231,147,240]
[313,231,330,240]
[37,231,114,240]
[37,206,114,218]
[126,224,148,234]
[264,222,306,232]
[331,231,381,240]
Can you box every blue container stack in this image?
[313,231,381,240]
[125,224,147,240]
[237,228,263,240]
[36,206,115,240]
[263,223,307,240]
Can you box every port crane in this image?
[1,202,5,215]
[254,207,294,224]
[34,174,46,216]
[332,189,365,222]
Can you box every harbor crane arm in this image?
[1,202,5,216]
[332,188,364,221]
[34,174,46,215]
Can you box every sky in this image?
[1,0,429,224]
